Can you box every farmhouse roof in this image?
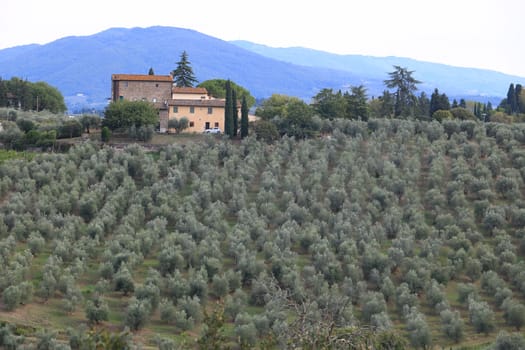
[112,74,173,82]
[172,87,208,94]
[167,98,226,107]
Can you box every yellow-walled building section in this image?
[168,103,226,133]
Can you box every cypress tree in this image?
[232,89,238,137]
[224,80,233,137]
[430,88,450,116]
[429,88,441,116]
[440,93,451,110]
[515,84,525,113]
[240,96,249,138]
[476,104,485,121]
[506,83,517,114]
[0,79,7,107]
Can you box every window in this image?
[190,106,195,114]
[214,122,219,127]
[189,121,194,127]
[119,96,124,101]
[155,83,159,87]
[208,107,213,114]
[173,106,178,113]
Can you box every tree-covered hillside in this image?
[0,119,525,349]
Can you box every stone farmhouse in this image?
[111,74,238,133]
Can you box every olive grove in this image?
[0,118,524,348]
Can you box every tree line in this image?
[501,83,525,115]
[251,66,524,141]
[0,77,66,114]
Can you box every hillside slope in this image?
[0,120,524,348]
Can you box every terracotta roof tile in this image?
[172,87,208,94]
[112,74,173,82]
[167,99,226,107]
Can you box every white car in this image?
[204,127,221,134]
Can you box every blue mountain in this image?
[231,40,524,104]
[0,26,521,112]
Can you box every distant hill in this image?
[231,40,524,104]
[0,26,362,112]
[0,26,522,112]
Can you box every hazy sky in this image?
[2,0,524,77]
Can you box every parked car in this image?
[204,127,221,134]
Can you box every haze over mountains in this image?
[0,26,521,112]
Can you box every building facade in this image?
[162,87,228,133]
[111,74,234,133]
[111,74,173,103]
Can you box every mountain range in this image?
[0,26,522,112]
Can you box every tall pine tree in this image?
[240,95,249,138]
[384,66,421,117]
[171,51,198,87]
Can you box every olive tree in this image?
[468,298,495,335]
[124,297,151,331]
[405,309,432,349]
[360,291,387,324]
[167,117,189,134]
[114,264,135,296]
[234,312,258,348]
[440,309,464,343]
[159,298,176,324]
[103,100,158,131]
[2,285,21,311]
[492,331,525,350]
[85,294,109,325]
[502,298,525,330]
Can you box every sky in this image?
[2,0,524,77]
